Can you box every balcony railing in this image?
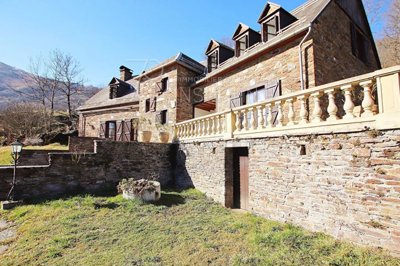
[174,66,400,142]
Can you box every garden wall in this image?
[175,129,400,255]
[0,141,175,200]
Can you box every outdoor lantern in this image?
[11,140,23,157]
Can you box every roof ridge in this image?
[291,0,327,14]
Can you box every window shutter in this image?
[116,121,123,141]
[150,97,157,112]
[265,81,281,126]
[123,120,132,142]
[99,122,106,138]
[155,112,162,124]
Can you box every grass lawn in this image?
[0,190,398,266]
[0,143,68,165]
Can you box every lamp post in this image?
[6,140,23,201]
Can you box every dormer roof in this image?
[258,2,282,23]
[205,39,234,55]
[232,23,258,40]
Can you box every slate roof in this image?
[205,39,234,55]
[135,52,206,79]
[194,0,331,86]
[77,78,139,111]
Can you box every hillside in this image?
[0,62,99,109]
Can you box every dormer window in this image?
[258,2,297,43]
[263,16,278,42]
[232,23,261,57]
[110,86,118,99]
[208,51,219,72]
[236,35,248,57]
[205,40,234,73]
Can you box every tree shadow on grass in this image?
[151,191,186,207]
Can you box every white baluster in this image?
[297,95,309,124]
[311,92,323,123]
[216,116,221,134]
[276,101,284,127]
[287,98,295,126]
[213,117,218,134]
[360,80,374,117]
[220,114,226,133]
[234,111,241,132]
[341,85,355,119]
[257,104,265,130]
[326,88,338,121]
[266,104,273,128]
[249,107,256,130]
[242,109,248,131]
[190,122,194,137]
[201,119,206,136]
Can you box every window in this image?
[145,98,151,112]
[208,51,219,72]
[156,110,168,125]
[236,35,248,56]
[263,16,278,42]
[243,86,266,105]
[106,121,116,140]
[351,24,369,64]
[160,77,168,93]
[110,86,118,99]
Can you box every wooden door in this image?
[239,156,249,210]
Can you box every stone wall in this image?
[81,107,138,138]
[194,37,315,113]
[68,136,100,153]
[312,1,380,85]
[176,129,400,255]
[0,141,175,200]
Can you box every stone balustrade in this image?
[175,66,400,141]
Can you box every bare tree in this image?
[375,0,400,67]
[52,50,85,120]
[1,103,50,139]
[28,55,61,116]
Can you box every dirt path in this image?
[0,219,16,255]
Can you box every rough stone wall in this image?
[194,37,315,113]
[81,108,138,138]
[176,65,201,123]
[312,1,380,85]
[68,136,100,153]
[176,130,400,255]
[0,141,175,200]
[138,65,178,142]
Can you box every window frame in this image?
[208,50,219,72]
[236,34,248,57]
[263,16,279,42]
[350,23,369,65]
[105,121,117,140]
[160,77,169,93]
[145,98,151,112]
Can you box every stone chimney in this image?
[119,65,133,81]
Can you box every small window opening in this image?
[236,35,248,56]
[300,145,307,156]
[145,98,151,112]
[208,51,219,72]
[263,16,278,42]
[351,24,369,64]
[106,121,116,140]
[156,110,168,125]
[160,77,168,93]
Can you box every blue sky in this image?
[0,0,387,87]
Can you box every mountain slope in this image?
[0,62,99,109]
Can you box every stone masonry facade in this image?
[175,129,400,255]
[0,141,175,200]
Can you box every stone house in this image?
[74,0,400,254]
[78,66,140,141]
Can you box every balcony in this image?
[174,66,400,142]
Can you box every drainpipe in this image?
[299,25,312,91]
